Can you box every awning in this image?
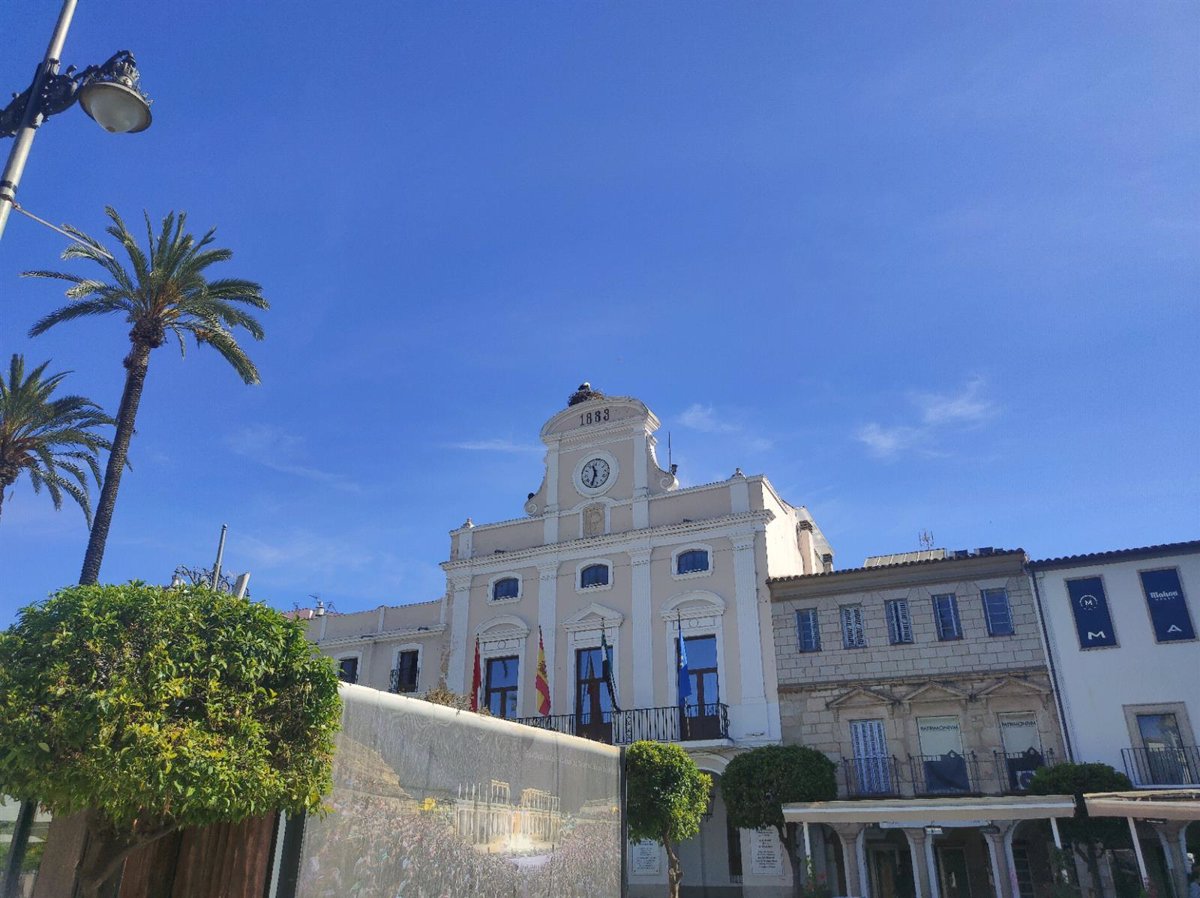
[782,794,1077,825]
[1083,789,1200,821]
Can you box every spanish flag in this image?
[535,626,551,715]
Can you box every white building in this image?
[312,383,835,897]
[1029,540,1199,898]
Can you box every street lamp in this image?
[0,0,152,242]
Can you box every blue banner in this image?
[1139,569,1196,643]
[1066,577,1117,648]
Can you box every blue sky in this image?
[1,2,1196,625]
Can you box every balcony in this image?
[1122,746,1200,787]
[909,751,980,795]
[838,748,1054,799]
[842,757,902,797]
[514,702,730,745]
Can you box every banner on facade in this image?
[1066,577,1117,648]
[1139,568,1196,643]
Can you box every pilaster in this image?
[732,531,767,705]
[447,575,472,692]
[630,547,654,708]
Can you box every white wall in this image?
[1033,546,1199,778]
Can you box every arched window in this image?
[676,549,710,575]
[492,577,520,601]
[580,563,610,589]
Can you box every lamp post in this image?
[0,0,152,242]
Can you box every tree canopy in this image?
[626,740,712,898]
[1028,761,1133,849]
[0,353,112,525]
[24,207,268,584]
[722,744,837,840]
[0,582,341,896]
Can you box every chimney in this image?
[821,553,834,574]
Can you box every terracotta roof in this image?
[768,548,1025,584]
[1029,539,1200,571]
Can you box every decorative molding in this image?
[563,602,625,632]
[826,686,896,710]
[661,591,727,621]
[317,624,447,650]
[902,681,970,704]
[973,676,1052,700]
[476,613,531,642]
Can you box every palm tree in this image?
[0,354,113,525]
[25,207,268,585]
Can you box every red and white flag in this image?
[469,636,481,712]
[535,626,551,716]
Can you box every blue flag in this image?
[676,616,692,707]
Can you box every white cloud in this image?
[679,403,737,433]
[914,377,995,426]
[226,424,360,492]
[857,377,998,460]
[445,439,542,453]
[856,423,924,459]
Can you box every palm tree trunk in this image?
[79,342,151,585]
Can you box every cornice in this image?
[769,551,1027,599]
[440,509,775,574]
[777,665,1049,695]
[316,624,447,650]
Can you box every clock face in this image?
[580,458,611,489]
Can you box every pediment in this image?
[564,602,625,632]
[903,681,969,704]
[827,686,895,710]
[974,676,1051,699]
[476,613,530,640]
[660,591,726,621]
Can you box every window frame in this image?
[885,599,914,645]
[840,605,867,649]
[576,560,613,592]
[796,608,822,653]
[932,593,963,641]
[489,573,522,604]
[336,654,361,685]
[484,654,521,719]
[391,647,421,693]
[671,543,714,580]
[981,588,1015,636]
[675,632,720,710]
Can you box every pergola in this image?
[1083,789,1200,895]
[782,794,1078,898]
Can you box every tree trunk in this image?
[79,342,151,586]
[663,832,683,898]
[75,811,176,898]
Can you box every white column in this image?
[731,531,767,704]
[537,562,559,706]
[632,432,650,528]
[630,547,654,708]
[447,575,472,692]
[544,447,560,544]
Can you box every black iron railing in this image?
[842,757,901,797]
[388,667,418,694]
[991,748,1053,793]
[908,751,979,795]
[514,703,729,745]
[1122,746,1200,787]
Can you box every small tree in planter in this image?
[1028,762,1134,898]
[626,741,712,898]
[0,582,342,898]
[722,745,838,898]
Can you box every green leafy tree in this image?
[1029,762,1133,896]
[0,354,112,525]
[0,582,341,898]
[626,740,712,898]
[722,744,837,898]
[25,207,268,585]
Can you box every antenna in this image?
[668,431,673,471]
[918,530,935,550]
